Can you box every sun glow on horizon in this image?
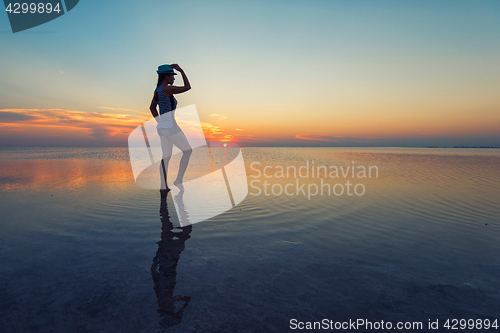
[1,106,499,147]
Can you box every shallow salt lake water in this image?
[0,147,499,332]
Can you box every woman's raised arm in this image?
[162,64,191,95]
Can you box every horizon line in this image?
[0,145,498,149]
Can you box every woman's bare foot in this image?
[173,180,184,192]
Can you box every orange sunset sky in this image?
[1,1,499,147]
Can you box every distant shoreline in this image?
[0,145,499,149]
[425,146,499,149]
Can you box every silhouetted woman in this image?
[150,64,192,192]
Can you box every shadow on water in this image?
[151,190,192,328]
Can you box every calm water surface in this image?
[0,147,499,332]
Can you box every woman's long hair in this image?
[157,73,168,87]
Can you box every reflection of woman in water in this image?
[150,64,192,192]
[151,192,192,327]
